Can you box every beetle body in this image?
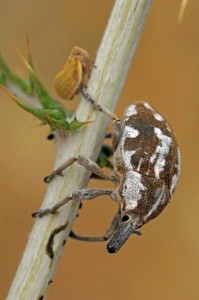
[34,95,181,254]
[107,102,181,252]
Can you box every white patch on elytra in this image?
[154,113,164,121]
[170,174,178,195]
[166,125,172,132]
[144,102,154,111]
[149,153,156,164]
[137,158,143,172]
[124,126,139,138]
[125,104,137,120]
[170,148,181,195]
[151,127,172,178]
[143,187,167,221]
[126,104,137,116]
[122,171,146,211]
[144,103,164,121]
[120,125,139,169]
[122,150,136,171]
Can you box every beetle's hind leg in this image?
[69,231,109,242]
[32,188,114,218]
[69,210,142,249]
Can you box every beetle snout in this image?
[107,222,133,253]
[106,215,135,253]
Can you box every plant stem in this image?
[7,0,152,299]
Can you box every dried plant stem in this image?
[7,1,152,299]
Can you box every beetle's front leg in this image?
[69,210,121,242]
[68,210,142,248]
[32,188,114,218]
[44,155,117,183]
[80,86,119,121]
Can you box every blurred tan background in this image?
[0,1,199,299]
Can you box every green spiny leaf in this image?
[0,45,91,133]
[68,115,93,131]
[97,144,113,169]
[0,54,31,93]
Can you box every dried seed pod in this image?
[54,47,94,100]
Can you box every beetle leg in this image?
[44,157,76,182]
[69,210,121,242]
[80,86,119,121]
[105,132,112,139]
[69,210,142,250]
[76,156,117,182]
[69,231,109,242]
[44,155,117,183]
[32,188,114,218]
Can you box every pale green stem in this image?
[7,1,152,299]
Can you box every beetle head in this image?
[107,214,141,253]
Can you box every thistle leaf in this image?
[68,115,93,131]
[97,144,113,169]
[0,54,31,93]
[0,43,91,133]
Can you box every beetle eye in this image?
[121,215,130,222]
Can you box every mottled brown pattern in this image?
[134,175,169,224]
[113,101,180,233]
[118,172,169,226]
[116,102,178,191]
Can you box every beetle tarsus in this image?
[32,208,56,218]
[44,171,63,183]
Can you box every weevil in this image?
[33,88,181,253]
